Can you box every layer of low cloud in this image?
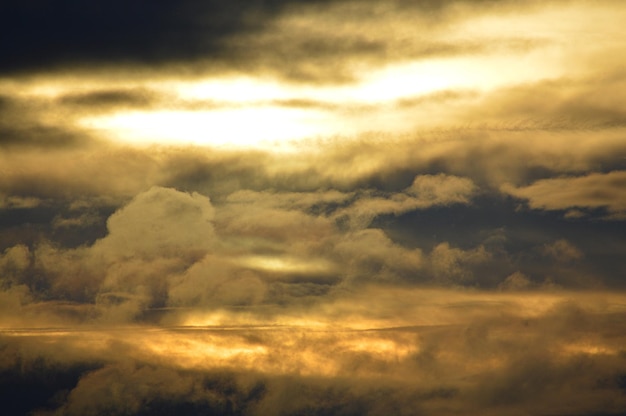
[2,288,626,415]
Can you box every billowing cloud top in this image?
[1,1,626,415]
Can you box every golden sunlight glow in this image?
[339,337,418,360]
[3,291,626,381]
[239,254,335,274]
[80,107,334,150]
[561,342,618,357]
[356,53,564,99]
[172,77,292,103]
[141,332,268,370]
[172,53,565,105]
[77,50,568,150]
[11,39,575,153]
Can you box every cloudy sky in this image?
[2,1,626,415]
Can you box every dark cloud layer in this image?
[0,0,312,75]
[0,0,566,82]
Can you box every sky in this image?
[1,0,626,415]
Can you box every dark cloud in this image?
[0,124,86,149]
[0,0,559,82]
[0,97,86,149]
[0,0,331,76]
[58,89,155,110]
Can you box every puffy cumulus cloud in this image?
[82,186,221,319]
[0,187,221,322]
[503,170,626,219]
[94,186,216,260]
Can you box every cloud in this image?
[0,194,42,209]
[334,174,477,229]
[428,242,491,285]
[0,187,220,320]
[3,288,626,415]
[542,239,584,263]
[332,229,424,284]
[454,72,626,131]
[0,94,90,149]
[168,255,267,308]
[1,1,626,413]
[57,363,214,416]
[407,173,476,203]
[223,0,565,83]
[2,0,602,84]
[58,88,155,110]
[503,171,626,219]
[94,186,216,260]
[498,271,532,291]
[0,0,299,76]
[0,244,31,276]
[1,130,624,294]
[86,187,221,318]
